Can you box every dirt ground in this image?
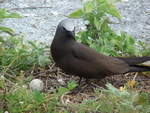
[33,63,150,101]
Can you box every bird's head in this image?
[56,19,75,39]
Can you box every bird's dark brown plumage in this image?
[51,19,150,79]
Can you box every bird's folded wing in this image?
[72,42,129,74]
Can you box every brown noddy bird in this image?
[51,19,150,80]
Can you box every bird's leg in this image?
[85,79,89,84]
[78,77,83,85]
[78,77,90,85]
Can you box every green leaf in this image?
[127,46,138,54]
[67,81,78,90]
[94,17,100,31]
[26,56,35,64]
[120,30,126,39]
[0,8,21,21]
[94,88,100,97]
[110,50,120,57]
[0,8,6,19]
[115,41,123,51]
[0,78,5,90]
[137,92,148,104]
[18,49,28,54]
[116,36,123,40]
[27,40,39,50]
[69,9,85,18]
[94,17,107,31]
[100,3,120,19]
[124,36,135,50]
[89,44,99,51]
[0,108,3,113]
[105,83,120,96]
[4,12,22,18]
[120,91,130,96]
[95,0,107,4]
[33,89,45,103]
[101,90,111,94]
[0,27,14,34]
[105,0,121,4]
[38,55,48,66]
[96,0,121,6]
[85,1,95,13]
[127,35,135,45]
[57,87,68,95]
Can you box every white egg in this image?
[29,79,44,91]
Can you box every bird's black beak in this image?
[68,30,75,39]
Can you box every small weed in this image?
[72,84,150,113]
[57,80,78,95]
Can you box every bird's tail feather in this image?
[128,65,150,73]
[118,57,150,65]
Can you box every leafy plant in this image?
[0,8,51,74]
[69,0,149,56]
[0,36,51,74]
[0,8,21,35]
[0,75,78,113]
[1,80,51,112]
[33,89,45,103]
[101,84,149,112]
[57,80,78,95]
[72,83,150,113]
[27,40,51,67]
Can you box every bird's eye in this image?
[62,27,66,31]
